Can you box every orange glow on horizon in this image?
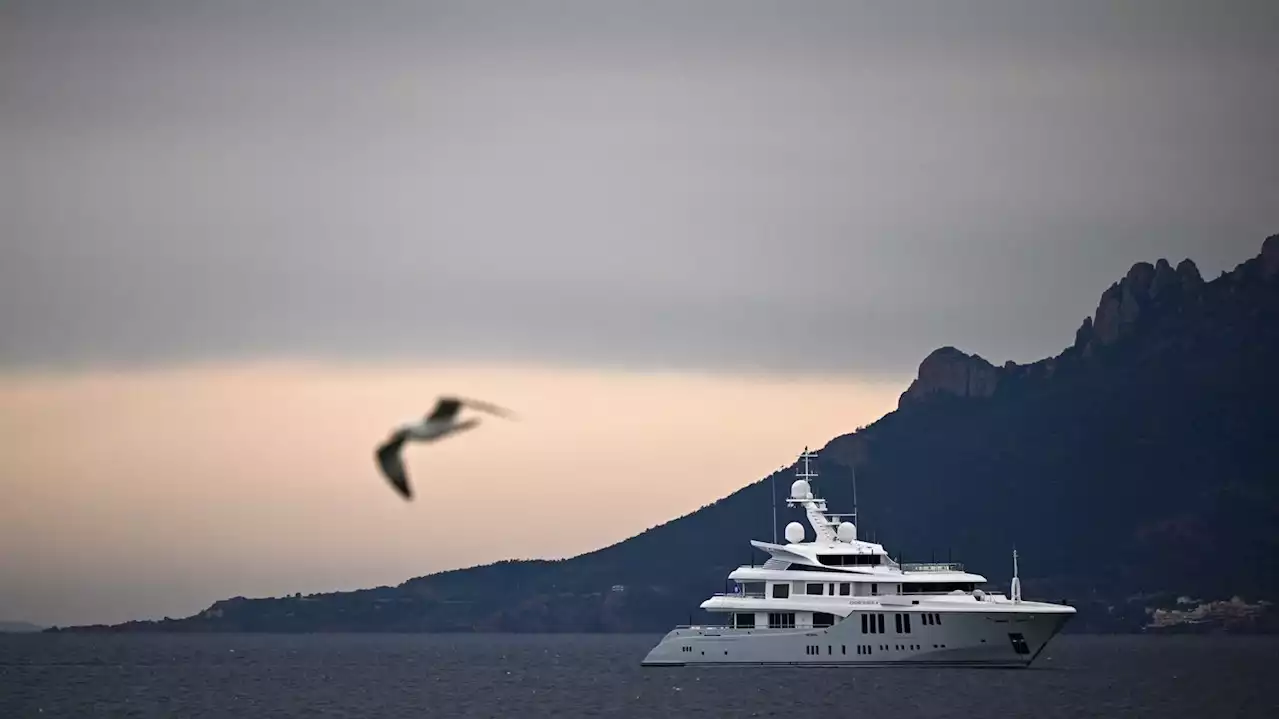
[0,360,906,625]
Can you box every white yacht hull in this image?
[641,608,1073,668]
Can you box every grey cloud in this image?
[2,0,1274,374]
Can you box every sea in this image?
[0,633,1275,718]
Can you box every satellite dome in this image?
[784,521,805,544]
[836,522,856,542]
[790,479,810,499]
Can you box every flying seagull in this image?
[374,396,516,500]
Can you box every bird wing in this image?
[375,432,413,500]
[457,396,518,420]
[425,397,463,422]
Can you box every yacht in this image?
[641,448,1075,667]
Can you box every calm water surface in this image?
[0,633,1275,718]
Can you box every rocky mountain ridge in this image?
[899,235,1276,408]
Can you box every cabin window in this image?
[817,554,882,566]
[935,613,942,625]
[768,612,796,629]
[782,564,850,574]
[739,582,765,597]
[839,583,851,596]
[904,613,912,633]
[862,613,884,634]
[772,583,790,599]
[871,583,879,596]
[733,613,756,629]
[894,613,903,633]
[828,583,835,595]
[902,582,975,595]
[805,583,824,596]
[814,612,835,628]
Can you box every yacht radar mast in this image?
[785,447,857,544]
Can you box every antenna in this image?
[851,464,859,533]
[1011,547,1022,603]
[797,447,819,483]
[771,469,778,545]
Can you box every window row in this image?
[804,582,882,597]
[861,612,941,634]
[736,612,836,629]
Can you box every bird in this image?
[374,396,517,500]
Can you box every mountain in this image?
[51,236,1278,635]
[0,621,45,633]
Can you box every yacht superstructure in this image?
[641,449,1075,667]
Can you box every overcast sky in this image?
[3,0,1274,375]
[0,0,1275,626]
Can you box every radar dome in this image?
[784,521,805,544]
[837,522,856,542]
[790,480,810,499]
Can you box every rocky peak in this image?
[1125,261,1157,296]
[1262,234,1277,279]
[1150,258,1179,299]
[898,346,1000,409]
[1073,316,1095,353]
[1176,258,1203,288]
[1089,256,1204,348]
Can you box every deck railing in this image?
[901,562,966,572]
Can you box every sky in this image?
[0,0,1275,625]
